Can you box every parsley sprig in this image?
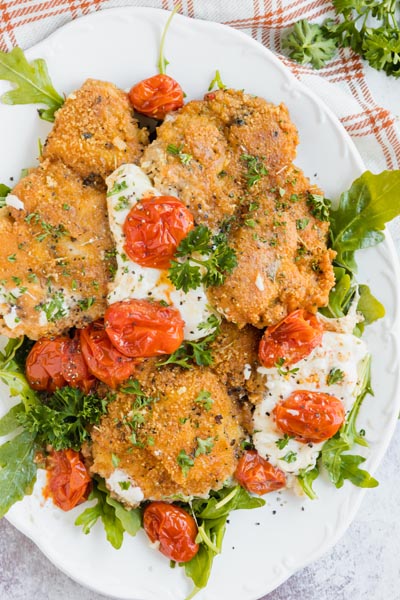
[168,225,237,292]
[283,2,400,77]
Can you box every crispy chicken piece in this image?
[90,365,243,503]
[208,166,336,328]
[141,88,334,326]
[43,79,148,182]
[141,89,298,230]
[0,160,115,339]
[0,79,149,339]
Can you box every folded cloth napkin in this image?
[1,0,399,247]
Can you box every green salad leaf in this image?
[330,171,400,273]
[0,429,37,518]
[321,354,378,489]
[181,486,265,597]
[0,47,64,122]
[75,478,141,549]
[297,466,319,500]
[0,403,24,436]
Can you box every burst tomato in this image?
[128,74,184,120]
[25,335,94,393]
[123,196,194,269]
[274,390,345,443]
[143,502,199,562]
[80,321,138,388]
[235,450,286,495]
[259,309,323,368]
[45,449,91,511]
[104,299,185,358]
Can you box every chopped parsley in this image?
[114,196,130,211]
[107,180,128,197]
[168,225,237,292]
[275,434,294,450]
[37,291,67,322]
[208,69,227,91]
[275,358,300,376]
[195,390,214,411]
[195,437,215,457]
[296,218,309,230]
[177,449,194,477]
[77,297,96,311]
[327,367,345,386]
[111,453,120,468]
[281,450,297,463]
[118,481,130,491]
[306,193,331,221]
[241,154,268,187]
[167,144,193,165]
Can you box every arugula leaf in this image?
[181,486,264,596]
[18,386,109,451]
[75,478,141,549]
[282,19,337,69]
[297,465,319,500]
[321,354,378,489]
[168,225,237,292]
[0,47,64,122]
[0,403,24,436]
[0,429,37,518]
[330,171,400,273]
[319,267,385,335]
[0,183,11,207]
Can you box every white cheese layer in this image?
[106,164,216,340]
[253,331,368,475]
[106,468,144,508]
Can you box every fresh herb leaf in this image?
[157,5,180,74]
[158,316,220,369]
[167,143,192,165]
[275,433,293,450]
[275,357,299,376]
[0,47,64,122]
[195,390,213,411]
[240,154,268,187]
[75,478,141,548]
[330,171,400,273]
[0,429,37,518]
[307,193,331,221]
[297,465,319,499]
[18,386,109,451]
[168,225,237,292]
[282,19,337,69]
[195,436,214,457]
[321,354,378,489]
[327,368,345,386]
[281,450,297,463]
[177,449,194,476]
[208,70,227,91]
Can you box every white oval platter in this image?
[0,7,399,600]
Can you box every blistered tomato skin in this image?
[123,196,194,269]
[45,449,91,511]
[80,320,138,388]
[104,299,185,358]
[273,390,345,444]
[128,74,184,120]
[259,309,323,368]
[235,450,286,495]
[143,502,199,563]
[26,335,94,393]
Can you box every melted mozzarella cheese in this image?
[106,164,216,340]
[106,468,144,507]
[253,331,368,475]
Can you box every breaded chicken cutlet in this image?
[0,80,148,339]
[89,364,243,503]
[141,89,335,328]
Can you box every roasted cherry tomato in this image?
[143,502,199,562]
[235,450,286,495]
[80,320,138,388]
[273,390,345,444]
[123,196,194,269]
[45,449,91,511]
[105,299,185,358]
[259,309,323,368]
[128,74,184,120]
[26,335,94,393]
